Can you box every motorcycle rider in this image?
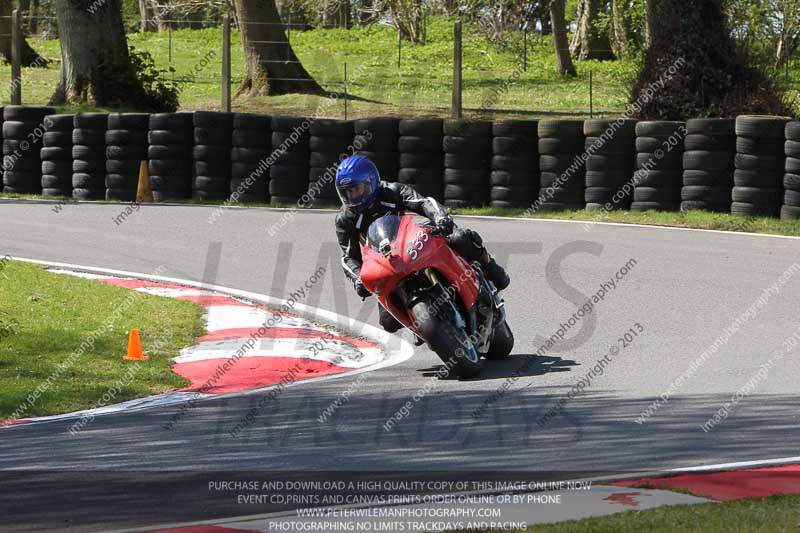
[334,154,510,333]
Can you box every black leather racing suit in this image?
[335,182,488,332]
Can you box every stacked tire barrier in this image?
[355,118,399,183]
[537,120,585,211]
[72,113,108,199]
[270,115,310,204]
[308,118,353,206]
[148,112,194,201]
[583,119,636,211]
[193,111,233,201]
[490,120,538,209]
[733,115,790,217]
[230,113,271,204]
[398,118,443,200]
[5,106,800,219]
[2,106,54,194]
[443,119,492,207]
[782,121,800,220]
[105,113,149,201]
[681,119,736,213]
[40,114,74,197]
[631,121,685,211]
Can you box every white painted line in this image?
[175,340,383,369]
[667,456,800,473]
[204,305,311,331]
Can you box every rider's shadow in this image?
[418,354,578,380]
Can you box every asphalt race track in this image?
[1,200,799,532]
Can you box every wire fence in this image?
[2,14,799,120]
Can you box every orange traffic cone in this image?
[122,329,148,361]
[136,160,154,203]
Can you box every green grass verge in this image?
[0,260,205,420]
[517,494,800,533]
[452,207,800,237]
[3,192,799,236]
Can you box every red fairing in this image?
[360,216,479,332]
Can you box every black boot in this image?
[482,257,510,291]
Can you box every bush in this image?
[128,46,180,112]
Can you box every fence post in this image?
[397,29,401,69]
[523,29,527,72]
[451,20,462,119]
[221,13,231,112]
[286,17,292,62]
[168,24,173,63]
[10,9,21,105]
[589,70,594,119]
[344,62,348,120]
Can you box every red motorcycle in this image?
[360,214,514,378]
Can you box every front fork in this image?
[419,266,499,353]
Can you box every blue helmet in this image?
[335,155,380,210]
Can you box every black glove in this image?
[355,279,372,299]
[433,214,454,235]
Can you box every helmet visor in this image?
[336,180,374,208]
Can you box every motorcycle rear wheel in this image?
[409,298,481,379]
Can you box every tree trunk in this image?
[609,0,627,57]
[571,0,614,60]
[321,0,333,27]
[138,0,149,31]
[550,0,576,76]
[773,0,799,69]
[632,0,791,118]
[569,0,585,55]
[0,0,48,66]
[49,0,150,108]
[644,0,655,48]
[29,0,39,34]
[232,0,323,97]
[338,0,350,28]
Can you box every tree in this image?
[605,0,646,58]
[570,0,614,59]
[232,0,323,96]
[0,0,49,66]
[632,0,791,118]
[322,0,350,28]
[49,0,156,108]
[773,0,799,68]
[363,0,425,42]
[550,0,576,75]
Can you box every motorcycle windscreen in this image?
[365,214,402,253]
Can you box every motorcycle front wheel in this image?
[485,320,514,360]
[409,296,481,379]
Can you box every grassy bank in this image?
[2,18,638,118]
[521,493,800,532]
[0,260,205,420]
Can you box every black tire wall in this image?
[148,112,194,201]
[491,119,539,209]
[71,112,108,200]
[732,115,790,217]
[40,114,74,197]
[230,113,271,204]
[2,106,55,194]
